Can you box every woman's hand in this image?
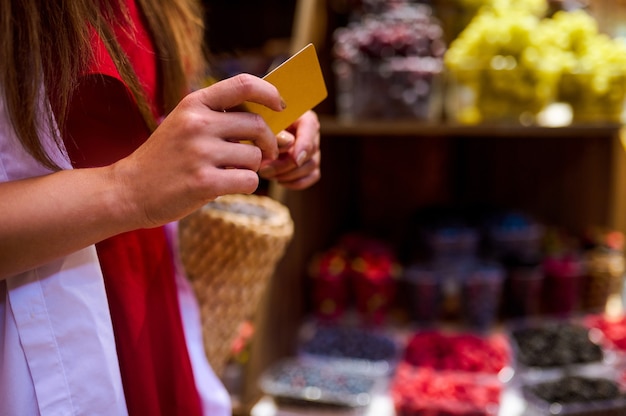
[258,110,321,190]
[112,73,286,228]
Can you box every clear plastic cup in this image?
[404,265,443,326]
[461,263,505,331]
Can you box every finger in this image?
[273,152,320,182]
[195,73,286,113]
[207,168,261,196]
[287,112,320,167]
[276,167,321,190]
[260,151,320,182]
[210,111,279,162]
[277,131,295,150]
[211,141,263,170]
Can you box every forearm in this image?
[0,165,139,279]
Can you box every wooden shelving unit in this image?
[239,118,626,413]
[226,0,626,412]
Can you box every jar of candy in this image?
[461,262,505,331]
[308,248,352,322]
[504,253,544,318]
[351,250,399,326]
[582,229,625,312]
[542,253,585,317]
[404,264,443,326]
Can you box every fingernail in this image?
[259,165,276,177]
[296,150,307,166]
[277,131,294,147]
[280,97,287,110]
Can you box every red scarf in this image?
[61,1,203,415]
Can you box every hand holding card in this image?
[243,43,328,134]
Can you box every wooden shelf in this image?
[319,115,624,138]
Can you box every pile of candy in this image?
[390,330,511,415]
[308,234,401,325]
[392,364,503,416]
[333,2,446,120]
[584,314,626,352]
[523,375,626,415]
[260,358,376,408]
[299,325,397,363]
[511,322,604,368]
[403,331,511,374]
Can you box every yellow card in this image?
[243,43,328,134]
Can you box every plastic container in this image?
[332,3,446,122]
[391,363,503,416]
[258,358,378,409]
[582,313,626,365]
[582,247,625,313]
[504,254,545,318]
[334,58,444,121]
[522,366,626,416]
[460,263,505,331]
[308,249,352,322]
[487,212,545,261]
[297,322,399,378]
[542,253,585,318]
[404,264,443,326]
[508,318,609,384]
[350,253,398,326]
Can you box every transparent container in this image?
[404,264,443,326]
[334,57,444,121]
[259,358,379,409]
[582,247,626,313]
[391,363,503,416]
[507,318,613,384]
[522,366,626,416]
[297,321,399,378]
[460,262,505,332]
[542,253,586,318]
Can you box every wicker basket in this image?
[178,193,294,377]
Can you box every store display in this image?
[523,374,626,416]
[230,0,626,414]
[460,262,505,331]
[351,250,399,326]
[259,358,378,409]
[298,323,399,377]
[542,253,585,317]
[505,254,545,318]
[332,2,446,120]
[308,248,352,322]
[308,234,401,326]
[581,229,626,312]
[486,212,545,262]
[547,10,626,123]
[444,3,559,124]
[391,364,503,416]
[403,264,443,326]
[403,330,512,374]
[444,3,626,124]
[391,329,511,416]
[426,224,480,271]
[583,314,626,355]
[510,321,604,369]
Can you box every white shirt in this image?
[0,92,230,415]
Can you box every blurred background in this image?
[196,1,626,415]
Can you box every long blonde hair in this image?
[0,0,207,170]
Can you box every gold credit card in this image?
[243,43,328,134]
